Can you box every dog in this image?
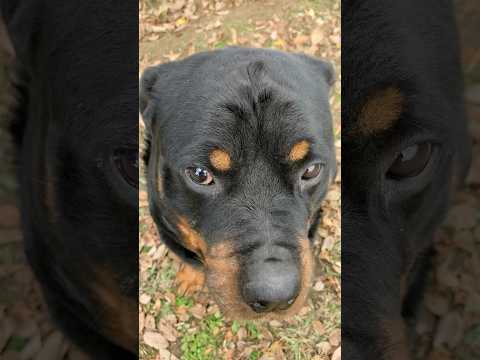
[140,47,336,319]
[342,0,471,358]
[1,2,138,359]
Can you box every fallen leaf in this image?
[143,331,168,350]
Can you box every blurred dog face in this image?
[342,1,471,358]
[1,2,139,356]
[141,48,336,319]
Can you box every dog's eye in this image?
[387,143,432,178]
[186,167,214,185]
[302,163,322,180]
[113,148,138,188]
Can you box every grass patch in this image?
[175,295,194,308]
[245,322,262,340]
[249,349,263,360]
[180,312,224,360]
[139,343,158,359]
[231,320,241,335]
[5,336,28,352]
[141,262,175,298]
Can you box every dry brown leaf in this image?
[143,331,169,350]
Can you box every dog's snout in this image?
[242,258,300,313]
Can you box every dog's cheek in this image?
[89,268,138,352]
[176,217,208,258]
[204,242,251,318]
[379,318,411,360]
[278,237,314,318]
[44,160,60,224]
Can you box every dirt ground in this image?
[139,1,341,360]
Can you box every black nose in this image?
[242,260,300,313]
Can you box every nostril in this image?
[249,301,271,313]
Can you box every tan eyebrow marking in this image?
[209,149,232,171]
[358,87,405,135]
[288,140,310,161]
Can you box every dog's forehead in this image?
[157,49,333,159]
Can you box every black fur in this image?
[1,1,138,358]
[141,47,336,316]
[342,0,471,358]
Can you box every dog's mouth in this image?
[203,237,314,320]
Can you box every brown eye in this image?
[302,163,322,180]
[387,143,432,179]
[186,167,214,185]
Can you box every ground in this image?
[139,1,341,360]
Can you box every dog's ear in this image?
[294,53,335,89]
[139,65,160,129]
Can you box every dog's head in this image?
[140,47,335,319]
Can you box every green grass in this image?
[5,336,28,352]
[180,312,225,360]
[158,300,174,318]
[249,350,263,360]
[245,322,262,340]
[214,40,229,49]
[141,262,176,300]
[175,295,194,308]
[140,343,158,359]
[231,320,241,335]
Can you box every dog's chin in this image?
[209,286,312,321]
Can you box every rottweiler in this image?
[1,1,138,359]
[140,47,336,319]
[342,0,471,358]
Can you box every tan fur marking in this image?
[204,242,246,318]
[210,149,232,171]
[92,269,137,352]
[358,87,405,135]
[176,263,206,295]
[177,217,208,258]
[289,140,310,161]
[380,318,411,360]
[281,237,314,317]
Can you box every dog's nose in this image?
[242,260,300,313]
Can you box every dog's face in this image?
[342,1,471,358]
[141,48,336,319]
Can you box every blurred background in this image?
[139,1,341,360]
